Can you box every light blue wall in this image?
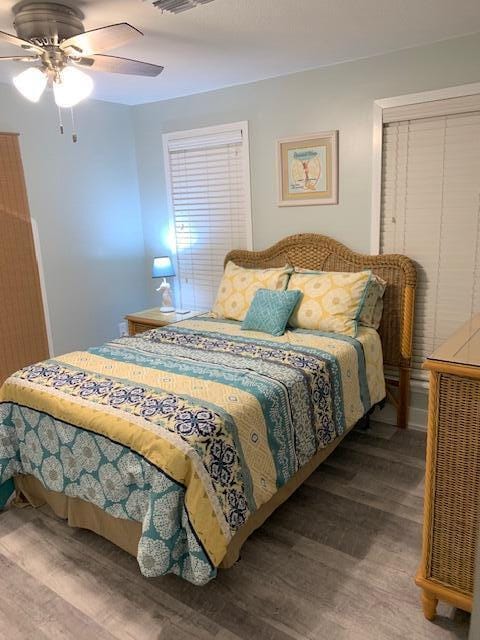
[0,84,148,355]
[3,33,480,354]
[132,32,480,306]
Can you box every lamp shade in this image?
[13,67,47,103]
[53,67,94,108]
[152,256,175,278]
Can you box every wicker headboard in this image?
[225,233,417,371]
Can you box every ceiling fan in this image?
[0,2,164,139]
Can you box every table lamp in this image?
[152,256,175,313]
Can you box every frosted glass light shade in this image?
[53,67,93,108]
[13,67,47,103]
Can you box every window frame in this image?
[370,81,480,390]
[162,121,253,309]
[371,81,480,254]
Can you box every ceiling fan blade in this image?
[84,54,164,77]
[73,57,94,67]
[0,30,43,55]
[0,55,39,62]
[60,23,142,56]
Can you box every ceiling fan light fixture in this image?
[13,66,47,102]
[2,4,162,141]
[53,66,93,108]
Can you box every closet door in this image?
[0,133,49,384]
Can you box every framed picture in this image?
[277,130,338,206]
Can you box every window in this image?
[380,94,480,377]
[163,122,252,311]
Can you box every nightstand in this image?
[125,308,203,336]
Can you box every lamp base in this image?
[159,306,175,313]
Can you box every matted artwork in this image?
[277,130,338,206]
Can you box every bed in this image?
[0,234,416,585]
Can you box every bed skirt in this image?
[14,423,353,570]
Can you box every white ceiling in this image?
[1,0,480,105]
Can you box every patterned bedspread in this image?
[0,316,385,584]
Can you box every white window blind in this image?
[381,99,480,377]
[164,122,252,311]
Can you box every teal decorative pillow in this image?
[358,274,387,329]
[241,288,302,337]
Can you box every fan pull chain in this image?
[57,106,64,135]
[70,107,77,143]
[55,106,78,143]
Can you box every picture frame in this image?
[277,130,338,206]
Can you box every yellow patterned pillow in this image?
[212,262,292,321]
[288,270,372,337]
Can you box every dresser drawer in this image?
[128,321,159,336]
[428,372,480,595]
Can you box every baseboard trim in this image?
[372,401,428,431]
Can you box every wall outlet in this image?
[118,321,128,337]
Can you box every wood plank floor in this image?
[0,421,471,640]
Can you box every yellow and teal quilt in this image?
[0,316,385,584]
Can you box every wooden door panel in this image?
[0,133,50,385]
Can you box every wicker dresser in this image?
[416,315,480,619]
